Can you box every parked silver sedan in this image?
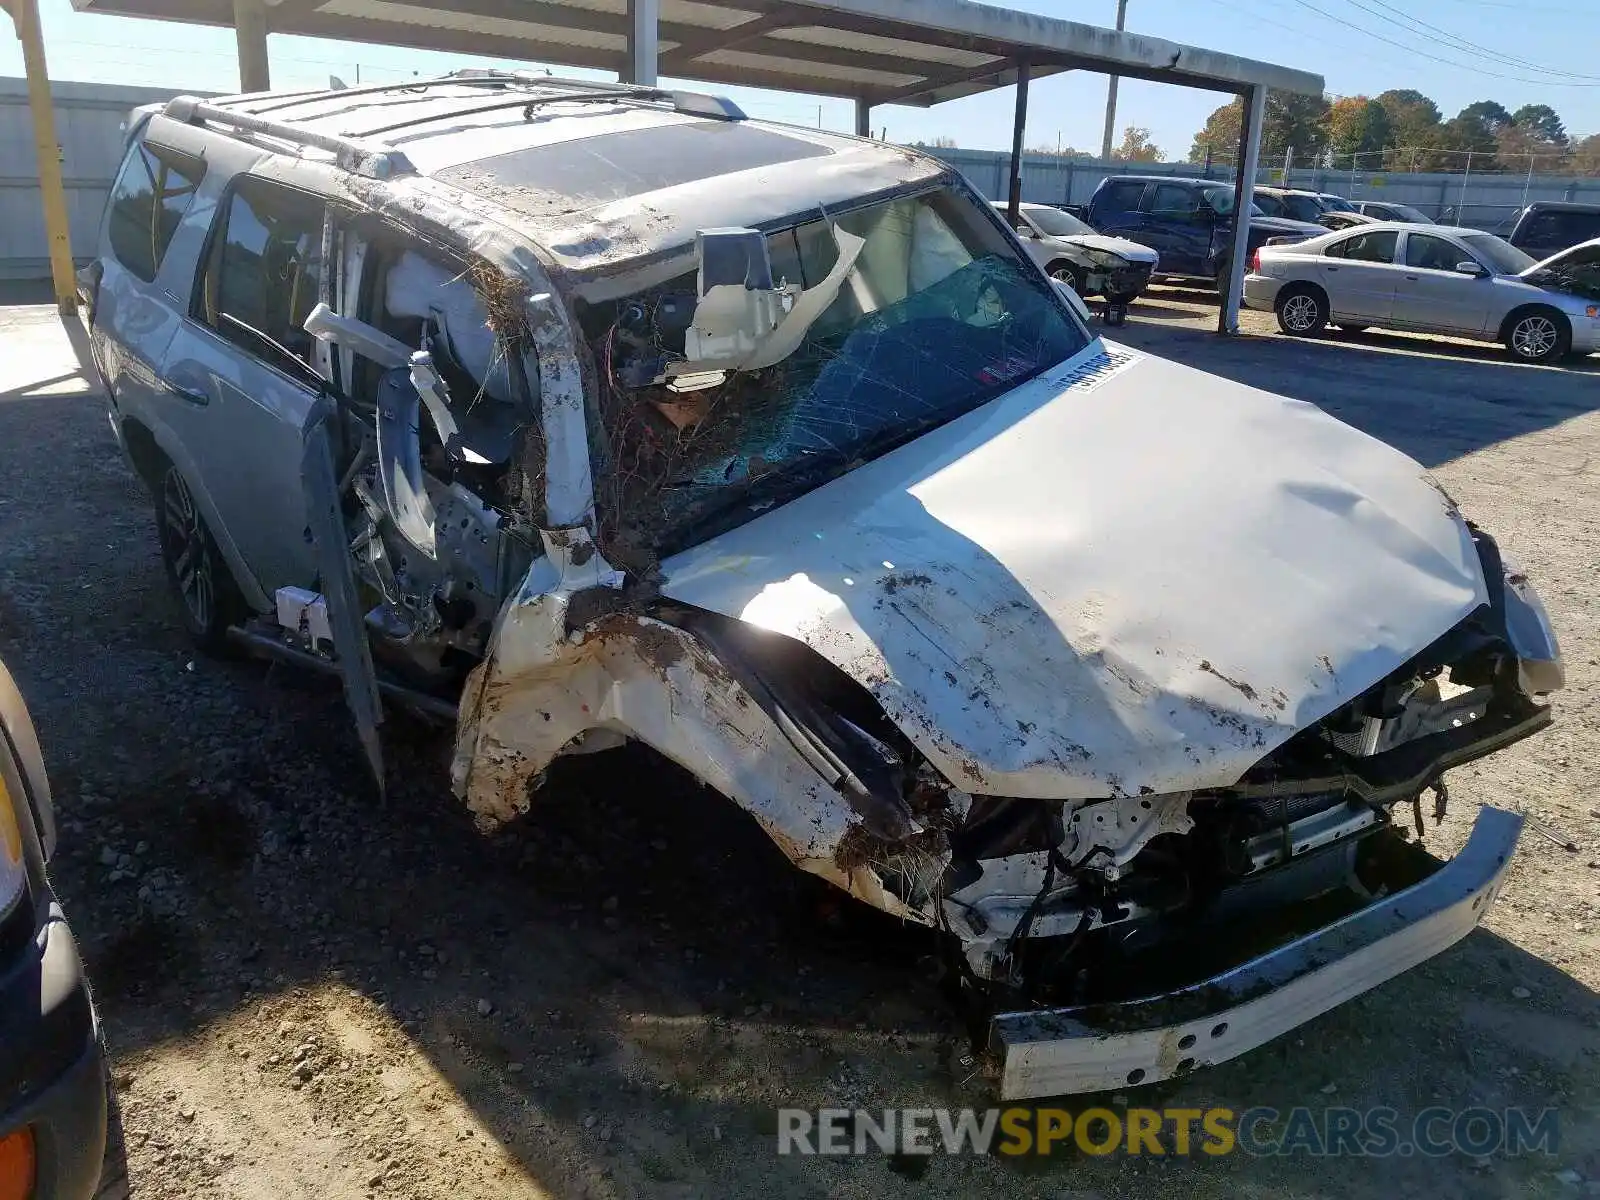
[1244,223,1600,363]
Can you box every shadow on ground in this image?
[1111,315,1600,469]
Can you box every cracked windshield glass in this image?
[591,186,1090,557]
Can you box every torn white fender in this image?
[450,527,925,920]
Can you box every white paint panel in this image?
[662,342,1487,800]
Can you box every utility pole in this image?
[1283,145,1292,185]
[1098,0,1128,161]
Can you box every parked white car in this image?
[992,201,1158,320]
[1244,222,1600,362]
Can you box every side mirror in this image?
[1051,277,1093,324]
[1454,260,1489,277]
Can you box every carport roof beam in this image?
[67,0,1324,108]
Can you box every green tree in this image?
[1458,100,1513,133]
[1188,97,1242,163]
[1373,88,1446,166]
[1571,133,1600,176]
[1263,90,1330,164]
[1111,126,1163,162]
[1325,96,1392,165]
[1510,103,1568,147]
[1186,90,1329,165]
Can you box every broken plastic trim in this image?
[662,610,915,841]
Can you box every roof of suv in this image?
[166,73,942,273]
[1518,201,1600,214]
[1097,174,1216,188]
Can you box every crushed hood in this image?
[1249,215,1326,237]
[1520,235,1600,276]
[660,343,1487,800]
[1057,233,1160,264]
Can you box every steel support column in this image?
[233,0,270,92]
[1218,82,1264,335]
[1006,57,1030,228]
[854,97,871,138]
[624,0,659,85]
[7,0,75,312]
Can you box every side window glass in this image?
[1405,234,1461,272]
[197,178,324,379]
[1149,184,1197,215]
[1098,181,1146,215]
[1519,214,1556,242]
[1559,213,1600,243]
[1329,230,1397,263]
[106,140,204,283]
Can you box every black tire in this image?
[97,1076,130,1200]
[1275,285,1329,336]
[1047,261,1086,296]
[1502,306,1571,364]
[1212,256,1231,291]
[154,461,245,655]
[1103,303,1128,327]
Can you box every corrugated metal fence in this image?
[0,78,187,280]
[927,146,1600,233]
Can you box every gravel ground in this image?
[1,298,1598,1200]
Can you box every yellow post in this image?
[232,0,270,93]
[8,0,76,313]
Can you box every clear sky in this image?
[3,0,1596,158]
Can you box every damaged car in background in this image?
[84,73,1563,1100]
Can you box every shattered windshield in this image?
[588,186,1089,561]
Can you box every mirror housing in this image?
[1051,277,1093,324]
[1454,260,1489,277]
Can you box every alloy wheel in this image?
[1281,293,1320,332]
[160,468,214,633]
[1511,314,1558,360]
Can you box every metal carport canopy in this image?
[67,0,1321,108]
[63,0,1323,331]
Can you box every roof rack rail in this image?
[163,96,415,179]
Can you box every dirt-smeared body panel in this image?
[659,341,1488,799]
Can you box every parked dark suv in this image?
[1086,175,1323,283]
[1505,202,1600,261]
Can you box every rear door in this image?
[1392,231,1497,335]
[1317,228,1400,322]
[1140,182,1209,275]
[160,175,332,602]
[1089,180,1150,241]
[91,130,206,432]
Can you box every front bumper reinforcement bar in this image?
[991,805,1522,1099]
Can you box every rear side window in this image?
[196,177,324,379]
[1149,184,1198,215]
[1095,181,1146,215]
[1404,233,1463,272]
[1325,230,1396,263]
[1525,211,1600,245]
[106,140,204,283]
[1283,196,1323,223]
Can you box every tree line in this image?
[1189,91,1599,175]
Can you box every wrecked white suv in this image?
[85,72,1562,1100]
